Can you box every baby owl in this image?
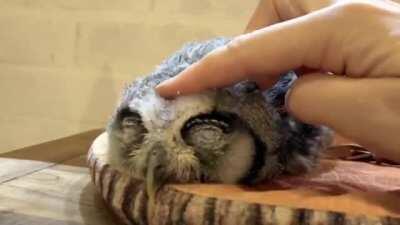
[107,38,332,199]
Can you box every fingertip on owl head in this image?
[155,77,192,100]
[155,79,175,99]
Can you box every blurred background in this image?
[0,0,258,153]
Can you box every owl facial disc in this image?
[107,38,333,198]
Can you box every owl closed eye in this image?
[106,38,332,200]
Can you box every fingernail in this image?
[155,80,169,94]
[284,86,294,114]
[155,80,176,99]
[155,83,163,92]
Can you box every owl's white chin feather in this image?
[167,150,201,182]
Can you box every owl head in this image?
[107,38,332,200]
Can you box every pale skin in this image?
[156,0,400,163]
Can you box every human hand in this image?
[156,0,400,162]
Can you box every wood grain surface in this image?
[0,129,117,225]
[0,129,103,184]
[2,129,400,225]
[89,132,400,225]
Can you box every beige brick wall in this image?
[0,0,258,153]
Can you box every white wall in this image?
[0,0,258,153]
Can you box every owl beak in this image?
[145,146,168,206]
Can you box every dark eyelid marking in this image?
[181,111,235,136]
[118,107,142,122]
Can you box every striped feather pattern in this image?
[88,135,400,225]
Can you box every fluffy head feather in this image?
[106,38,332,188]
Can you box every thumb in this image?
[286,74,400,162]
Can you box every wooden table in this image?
[0,129,118,225]
[2,130,400,225]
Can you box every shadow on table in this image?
[77,182,118,225]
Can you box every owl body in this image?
[107,38,332,186]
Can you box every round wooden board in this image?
[88,133,400,225]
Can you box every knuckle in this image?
[334,0,382,15]
[224,35,249,71]
[226,35,247,58]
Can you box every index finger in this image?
[154,45,250,98]
[155,8,332,98]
